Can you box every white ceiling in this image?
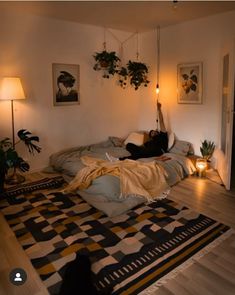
[2,1,235,32]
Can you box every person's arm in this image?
[157,102,166,133]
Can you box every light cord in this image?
[156,26,160,95]
[136,31,139,60]
[156,26,161,129]
[103,27,106,50]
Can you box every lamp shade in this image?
[0,77,25,101]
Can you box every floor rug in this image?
[0,180,232,295]
[0,176,65,198]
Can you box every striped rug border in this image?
[115,224,231,295]
[1,176,65,198]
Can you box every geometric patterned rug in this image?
[0,179,232,295]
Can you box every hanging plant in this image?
[117,66,128,89]
[127,60,150,90]
[93,50,120,78]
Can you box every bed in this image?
[48,136,196,217]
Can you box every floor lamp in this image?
[0,77,26,184]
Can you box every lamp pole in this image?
[156,26,160,130]
[11,100,15,148]
[0,77,26,185]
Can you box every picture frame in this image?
[52,63,80,106]
[177,62,203,104]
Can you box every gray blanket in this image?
[49,139,196,216]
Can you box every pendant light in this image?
[156,26,161,129]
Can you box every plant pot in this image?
[100,61,109,68]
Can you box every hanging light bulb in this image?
[156,26,160,99]
[155,26,161,130]
[156,83,160,95]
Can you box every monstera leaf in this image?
[5,148,30,172]
[17,129,41,154]
[0,130,40,184]
[0,143,30,175]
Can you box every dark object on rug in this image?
[59,254,112,295]
[0,176,65,199]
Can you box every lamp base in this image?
[5,172,25,185]
[197,170,206,178]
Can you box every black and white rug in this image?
[0,178,232,294]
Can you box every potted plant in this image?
[0,129,41,192]
[93,50,120,78]
[126,60,150,90]
[200,140,215,167]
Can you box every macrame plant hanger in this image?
[101,28,108,77]
[156,26,161,130]
[103,27,107,51]
[136,31,139,61]
[106,29,137,88]
[107,29,137,61]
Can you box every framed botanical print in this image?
[52,63,80,106]
[177,62,203,104]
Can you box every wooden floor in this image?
[0,173,235,295]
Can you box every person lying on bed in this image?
[106,102,168,162]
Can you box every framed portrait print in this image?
[52,63,80,106]
[177,62,203,104]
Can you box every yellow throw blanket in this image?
[64,156,170,202]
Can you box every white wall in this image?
[158,10,235,158]
[0,9,155,171]
[126,10,235,161]
[2,8,234,172]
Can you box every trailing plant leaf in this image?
[117,67,128,89]
[17,129,41,154]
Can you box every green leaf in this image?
[182,74,189,80]
[190,84,197,91]
[17,129,41,154]
[190,75,198,83]
[200,140,215,160]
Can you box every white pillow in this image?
[168,132,175,151]
[124,132,145,146]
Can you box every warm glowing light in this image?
[197,163,206,170]
[196,158,207,178]
[0,77,25,101]
[196,161,207,170]
[156,84,160,95]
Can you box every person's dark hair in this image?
[149,129,159,139]
[149,130,155,138]
[57,71,75,88]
